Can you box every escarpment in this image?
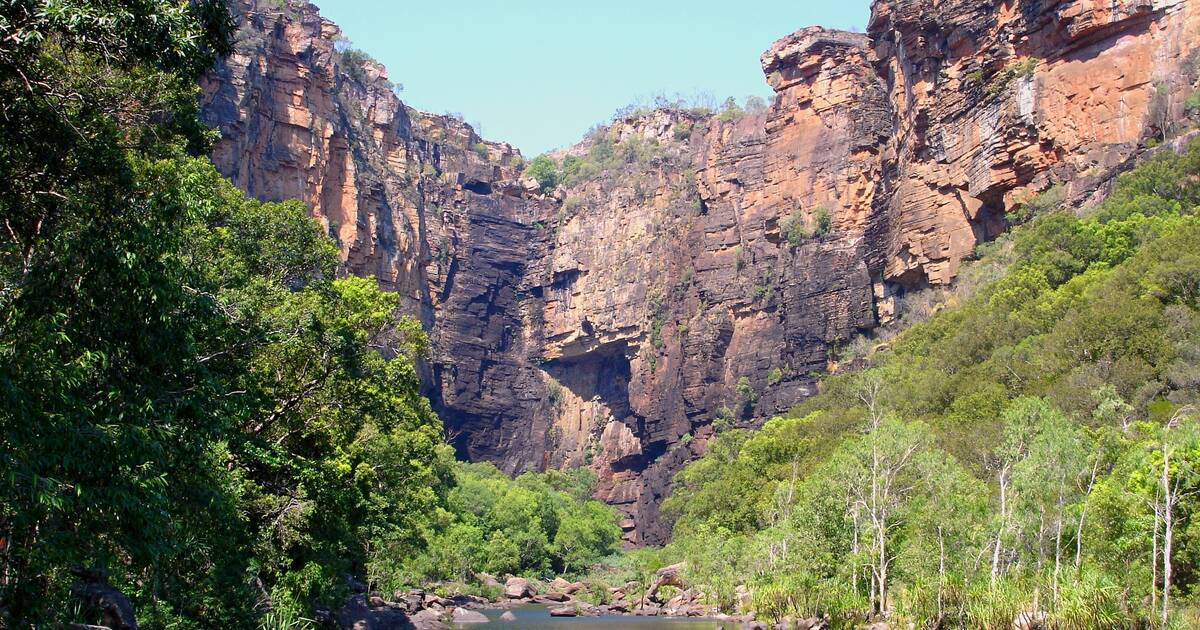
[202,0,1200,543]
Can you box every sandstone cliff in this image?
[202,0,1200,543]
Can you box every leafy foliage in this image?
[0,3,623,627]
[524,155,560,193]
[395,463,621,588]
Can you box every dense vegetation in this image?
[5,3,1200,629]
[0,3,617,628]
[655,141,1200,627]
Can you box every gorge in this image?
[200,0,1200,544]
[7,0,1200,627]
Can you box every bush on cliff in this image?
[524,154,560,193]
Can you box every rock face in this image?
[869,0,1200,297]
[202,0,1200,543]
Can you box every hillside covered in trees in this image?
[654,141,1200,628]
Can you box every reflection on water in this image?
[452,604,728,629]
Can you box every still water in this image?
[453,604,728,629]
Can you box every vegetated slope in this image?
[0,3,620,627]
[201,0,1200,543]
[657,140,1200,627]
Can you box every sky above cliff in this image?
[315,0,871,156]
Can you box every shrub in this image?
[339,48,373,84]
[717,96,744,122]
[1185,90,1200,115]
[784,207,831,244]
[561,154,583,182]
[743,95,769,115]
[767,367,784,386]
[736,376,757,412]
[547,380,566,409]
[1008,184,1064,223]
[986,57,1039,97]
[563,195,585,212]
[524,155,559,193]
[813,207,831,237]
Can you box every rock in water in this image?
[451,607,488,624]
[499,610,517,621]
[504,576,535,599]
[549,605,578,617]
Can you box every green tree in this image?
[524,155,559,193]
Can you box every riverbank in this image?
[331,571,787,630]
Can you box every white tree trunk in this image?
[1162,439,1173,629]
[938,526,946,619]
[991,467,1009,586]
[1151,498,1159,620]
[1075,461,1099,573]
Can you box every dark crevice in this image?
[463,179,492,195]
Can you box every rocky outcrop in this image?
[869,0,1200,294]
[202,0,1200,543]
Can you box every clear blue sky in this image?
[315,1,871,156]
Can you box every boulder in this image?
[565,581,586,595]
[335,595,421,630]
[549,605,577,617]
[504,576,535,599]
[549,577,572,592]
[410,608,447,629]
[499,610,517,621]
[542,591,569,602]
[646,563,686,601]
[451,607,488,624]
[608,600,630,613]
[368,595,387,608]
[520,177,542,194]
[475,572,502,589]
[69,571,139,630]
[736,585,752,612]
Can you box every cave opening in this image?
[463,179,492,195]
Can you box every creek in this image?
[452,604,728,629]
